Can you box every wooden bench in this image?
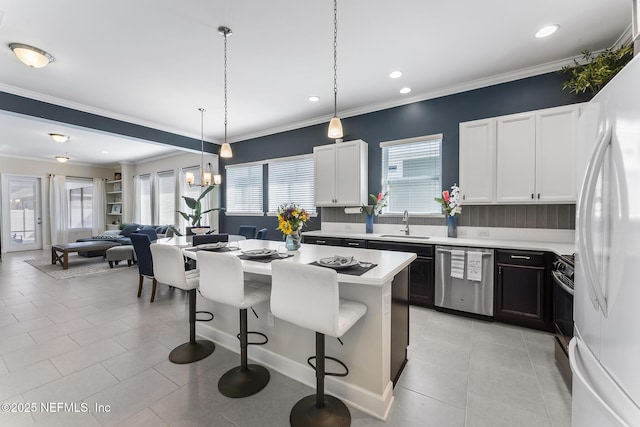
[51,242,120,270]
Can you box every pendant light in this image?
[327,0,343,139]
[219,26,233,158]
[186,108,220,187]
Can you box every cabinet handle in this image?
[510,255,531,260]
[537,193,540,199]
[463,194,466,200]
[347,242,359,246]
[531,193,534,199]
[316,240,326,244]
[498,266,502,275]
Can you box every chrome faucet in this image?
[402,210,410,235]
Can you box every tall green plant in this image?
[176,186,223,227]
[560,44,633,94]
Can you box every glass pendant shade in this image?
[10,43,54,68]
[202,172,212,186]
[220,142,233,158]
[185,172,195,186]
[213,174,222,185]
[328,117,344,139]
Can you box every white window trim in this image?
[380,133,444,148]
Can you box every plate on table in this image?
[241,248,277,258]
[197,242,227,250]
[317,256,359,270]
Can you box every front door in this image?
[1,175,43,252]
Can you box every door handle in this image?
[510,255,530,260]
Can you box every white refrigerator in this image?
[572,53,640,426]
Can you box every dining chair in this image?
[238,225,257,240]
[150,243,215,364]
[130,233,157,302]
[198,251,271,397]
[270,261,367,426]
[256,228,268,240]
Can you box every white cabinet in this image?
[496,112,537,203]
[459,104,580,205]
[314,139,368,207]
[459,118,496,204]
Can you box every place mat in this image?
[186,246,236,253]
[308,261,378,276]
[237,253,294,263]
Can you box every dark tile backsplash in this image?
[322,204,576,230]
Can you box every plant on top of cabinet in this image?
[560,44,633,94]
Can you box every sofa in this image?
[76,224,169,256]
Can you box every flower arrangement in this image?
[362,192,388,216]
[277,203,310,236]
[435,184,462,216]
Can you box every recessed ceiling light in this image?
[55,155,69,163]
[535,24,559,38]
[400,87,411,94]
[308,96,320,102]
[389,71,402,79]
[9,43,54,68]
[102,150,109,154]
[49,133,69,143]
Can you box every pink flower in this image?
[377,192,383,202]
[442,190,450,203]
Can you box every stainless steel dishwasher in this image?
[435,246,494,317]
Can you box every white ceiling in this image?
[0,0,632,166]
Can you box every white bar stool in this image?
[198,251,271,397]
[150,244,215,364]
[271,261,367,427]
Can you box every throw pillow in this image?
[121,224,140,237]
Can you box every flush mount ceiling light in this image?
[9,43,54,68]
[186,108,220,187]
[218,26,233,159]
[327,0,343,140]
[54,155,69,163]
[400,87,412,94]
[535,24,559,38]
[389,71,402,79]
[309,96,320,102]
[48,133,69,143]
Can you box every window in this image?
[225,163,264,215]
[67,178,93,228]
[268,155,316,214]
[138,174,152,224]
[157,171,175,225]
[381,134,442,215]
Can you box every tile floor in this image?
[0,249,572,426]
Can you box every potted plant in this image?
[560,44,633,95]
[277,203,310,250]
[176,186,224,233]
[361,192,388,234]
[435,184,462,238]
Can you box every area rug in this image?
[24,256,118,280]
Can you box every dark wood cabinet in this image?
[495,249,553,331]
[302,236,343,246]
[367,241,434,308]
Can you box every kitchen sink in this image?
[379,234,430,240]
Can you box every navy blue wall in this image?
[220,72,589,238]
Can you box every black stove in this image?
[553,253,574,391]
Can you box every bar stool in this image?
[198,251,271,397]
[270,261,367,427]
[150,243,215,364]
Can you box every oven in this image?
[552,254,574,390]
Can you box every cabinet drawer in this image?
[343,239,367,248]
[302,236,342,246]
[368,241,433,257]
[496,250,544,266]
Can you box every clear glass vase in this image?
[285,230,302,250]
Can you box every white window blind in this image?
[226,163,264,214]
[138,174,152,224]
[157,171,175,225]
[381,135,442,214]
[67,178,93,229]
[268,155,316,214]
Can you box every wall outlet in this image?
[267,312,275,327]
[477,230,490,237]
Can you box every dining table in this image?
[173,238,416,420]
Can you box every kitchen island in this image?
[182,239,416,420]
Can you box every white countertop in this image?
[302,230,575,256]
[177,239,416,287]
